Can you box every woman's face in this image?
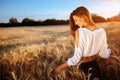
[73,15,86,27]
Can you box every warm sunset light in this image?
[0,0,120,80]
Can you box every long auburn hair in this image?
[69,6,96,37]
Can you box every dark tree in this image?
[9,17,19,24]
[21,18,35,26]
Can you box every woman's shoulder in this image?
[77,27,83,31]
[76,26,105,33]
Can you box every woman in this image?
[54,6,113,80]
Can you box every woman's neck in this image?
[83,23,98,31]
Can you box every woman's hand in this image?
[54,66,63,74]
[54,63,68,74]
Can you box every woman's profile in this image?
[54,6,115,80]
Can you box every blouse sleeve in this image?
[67,44,82,66]
[98,30,111,58]
[67,29,83,66]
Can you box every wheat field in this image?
[0,22,120,80]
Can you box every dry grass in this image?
[0,22,120,80]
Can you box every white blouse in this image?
[67,27,111,66]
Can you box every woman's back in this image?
[67,27,111,66]
[77,27,111,58]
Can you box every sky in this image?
[0,0,120,23]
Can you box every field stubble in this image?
[0,22,120,80]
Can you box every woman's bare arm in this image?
[54,62,68,74]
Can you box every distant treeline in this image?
[0,13,119,27]
[0,18,69,27]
